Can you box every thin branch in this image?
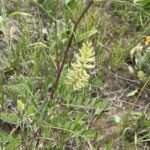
[130,75,150,111]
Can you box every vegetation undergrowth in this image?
[0,0,150,149]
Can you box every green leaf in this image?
[27,104,36,116]
[65,0,77,9]
[127,89,138,97]
[108,115,121,124]
[104,139,114,150]
[82,129,95,139]
[134,0,150,10]
[134,133,138,145]
[90,78,106,88]
[97,134,103,141]
[65,0,72,4]
[0,112,20,125]
[77,29,97,42]
[128,65,135,74]
[37,0,54,10]
[9,12,32,18]
[6,135,21,150]
[38,98,49,120]
[0,130,10,143]
[137,71,146,80]
[0,130,21,150]
[0,16,5,33]
[137,114,150,128]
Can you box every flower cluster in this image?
[17,100,25,112]
[65,42,95,91]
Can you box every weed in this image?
[0,0,150,149]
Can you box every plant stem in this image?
[130,75,150,112]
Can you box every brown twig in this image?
[54,19,60,72]
[50,0,94,99]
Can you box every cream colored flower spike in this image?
[65,42,95,91]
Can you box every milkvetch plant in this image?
[65,42,95,91]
